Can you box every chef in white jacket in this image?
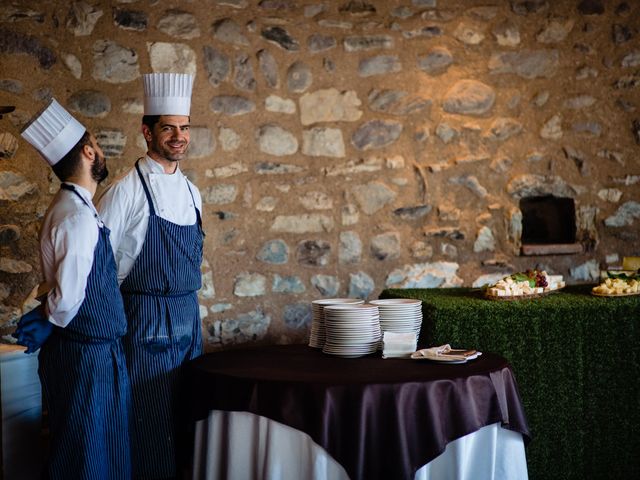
[97,73,204,479]
[15,98,131,479]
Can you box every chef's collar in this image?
[62,181,93,203]
[144,155,182,175]
[62,182,102,225]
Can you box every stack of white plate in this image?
[369,298,422,338]
[322,304,381,358]
[309,298,364,348]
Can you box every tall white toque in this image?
[142,73,194,116]
[21,98,86,166]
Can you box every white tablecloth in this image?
[193,411,528,480]
[1,345,43,480]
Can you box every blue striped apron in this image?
[38,183,131,480]
[120,161,203,479]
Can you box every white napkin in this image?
[382,331,417,359]
[411,344,477,361]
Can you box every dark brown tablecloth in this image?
[186,344,530,480]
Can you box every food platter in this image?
[592,275,639,297]
[484,286,564,301]
[483,270,565,301]
[591,290,640,298]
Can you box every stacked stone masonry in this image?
[0,0,639,348]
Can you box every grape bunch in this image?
[525,269,548,288]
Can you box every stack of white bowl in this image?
[309,298,364,348]
[369,298,422,339]
[322,304,382,358]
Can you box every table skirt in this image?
[1,346,43,480]
[193,411,528,480]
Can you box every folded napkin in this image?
[382,331,417,359]
[411,344,477,361]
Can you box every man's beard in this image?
[91,155,108,183]
[150,137,188,162]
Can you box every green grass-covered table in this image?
[380,285,640,480]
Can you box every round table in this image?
[186,344,530,480]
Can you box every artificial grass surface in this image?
[381,285,640,480]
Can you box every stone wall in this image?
[1,0,639,348]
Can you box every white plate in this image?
[379,311,421,316]
[323,342,379,349]
[382,319,421,324]
[370,299,422,305]
[380,326,419,331]
[376,308,422,314]
[312,298,365,305]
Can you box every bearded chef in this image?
[97,73,204,479]
[15,99,131,479]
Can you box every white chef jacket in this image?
[40,183,102,328]
[96,156,203,284]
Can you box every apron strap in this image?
[134,159,157,216]
[185,181,203,229]
[60,183,102,225]
[135,159,203,231]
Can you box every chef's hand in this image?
[12,307,44,344]
[12,307,53,354]
[16,318,53,354]
[14,306,44,329]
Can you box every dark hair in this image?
[142,115,191,131]
[51,131,92,181]
[142,115,161,130]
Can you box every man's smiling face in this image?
[144,115,191,163]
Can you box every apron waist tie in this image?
[121,290,196,298]
[54,328,123,345]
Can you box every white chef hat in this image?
[142,73,194,116]
[21,98,86,166]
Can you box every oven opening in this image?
[519,195,582,255]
